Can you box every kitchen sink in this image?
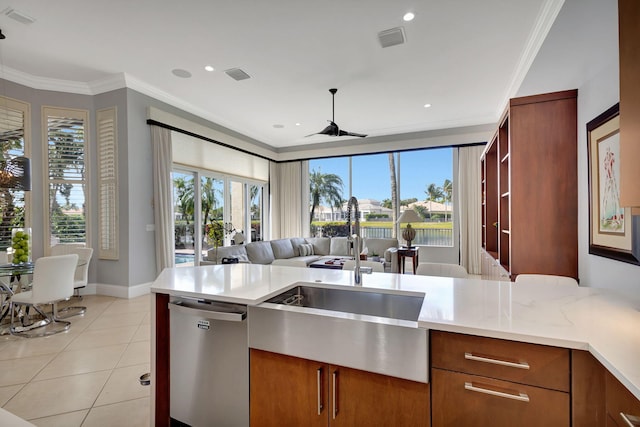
[265,285,424,321]
[249,283,428,383]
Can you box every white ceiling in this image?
[0,0,563,149]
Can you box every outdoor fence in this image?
[360,226,453,247]
[311,224,453,247]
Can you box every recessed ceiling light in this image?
[204,65,214,72]
[403,12,415,22]
[424,103,432,108]
[295,123,301,126]
[172,69,192,78]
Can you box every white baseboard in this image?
[80,282,152,299]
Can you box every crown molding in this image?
[497,0,565,116]
[0,65,94,94]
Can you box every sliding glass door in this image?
[172,167,266,266]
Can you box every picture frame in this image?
[587,103,640,265]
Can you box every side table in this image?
[397,247,419,274]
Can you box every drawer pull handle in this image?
[620,412,640,427]
[317,368,323,415]
[332,370,338,420]
[464,382,530,402]
[464,352,530,370]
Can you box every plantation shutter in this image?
[45,107,88,247]
[97,108,118,259]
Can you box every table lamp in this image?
[398,209,422,248]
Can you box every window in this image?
[0,97,30,250]
[97,107,118,259]
[309,147,453,246]
[44,107,89,248]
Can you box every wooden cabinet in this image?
[571,349,640,427]
[619,0,640,212]
[250,349,430,427]
[480,90,578,280]
[431,330,570,426]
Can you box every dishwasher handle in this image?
[168,300,246,322]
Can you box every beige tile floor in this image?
[0,294,151,427]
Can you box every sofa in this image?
[202,236,400,273]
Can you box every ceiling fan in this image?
[306,88,367,138]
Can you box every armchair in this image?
[362,238,399,273]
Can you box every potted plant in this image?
[370,251,380,262]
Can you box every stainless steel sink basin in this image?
[266,285,423,321]
[250,283,428,383]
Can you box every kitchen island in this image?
[151,264,640,426]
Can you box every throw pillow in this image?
[298,243,314,256]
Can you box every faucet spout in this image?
[346,197,363,285]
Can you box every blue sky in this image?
[310,148,452,202]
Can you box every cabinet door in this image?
[606,371,640,427]
[329,365,429,427]
[431,368,569,427]
[250,349,328,427]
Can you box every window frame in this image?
[0,96,31,250]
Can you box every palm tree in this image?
[442,179,452,222]
[388,154,398,238]
[309,169,344,223]
[425,183,444,220]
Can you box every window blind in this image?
[97,107,118,259]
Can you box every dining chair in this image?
[50,245,93,318]
[514,274,578,286]
[9,254,78,337]
[342,260,385,273]
[415,262,468,278]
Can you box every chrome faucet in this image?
[346,197,372,285]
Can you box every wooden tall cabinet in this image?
[481,89,578,280]
[619,0,640,212]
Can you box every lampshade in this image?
[0,156,31,191]
[397,209,422,224]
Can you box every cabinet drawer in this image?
[606,371,640,427]
[431,330,570,391]
[431,368,569,427]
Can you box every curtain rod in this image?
[147,119,487,164]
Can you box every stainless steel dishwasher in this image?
[169,297,248,427]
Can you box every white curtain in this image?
[270,161,304,239]
[151,126,175,275]
[458,145,484,275]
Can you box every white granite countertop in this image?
[151,263,640,400]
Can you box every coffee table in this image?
[309,258,350,270]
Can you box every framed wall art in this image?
[587,102,640,265]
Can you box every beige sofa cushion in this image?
[206,245,250,264]
[270,238,295,259]
[330,236,350,256]
[305,237,331,255]
[245,241,275,264]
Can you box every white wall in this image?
[517,0,640,298]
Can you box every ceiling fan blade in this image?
[338,129,368,138]
[305,121,339,137]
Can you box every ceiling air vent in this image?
[378,27,406,48]
[225,68,251,81]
